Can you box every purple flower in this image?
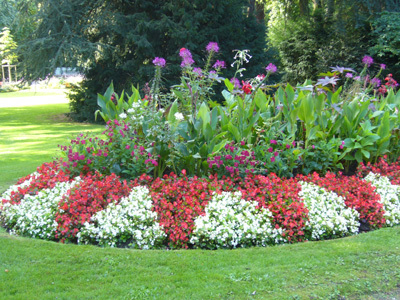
[371,77,381,87]
[380,64,386,70]
[230,77,241,88]
[266,63,277,73]
[206,42,219,53]
[270,140,277,145]
[152,57,166,68]
[362,55,374,67]
[213,60,226,69]
[354,76,361,81]
[193,67,203,76]
[179,48,195,67]
[345,73,353,78]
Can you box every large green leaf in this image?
[228,122,241,142]
[197,102,211,132]
[167,100,179,123]
[254,89,268,112]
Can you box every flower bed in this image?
[2,44,400,249]
[1,159,400,249]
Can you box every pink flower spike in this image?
[362,55,373,67]
[206,42,219,53]
[266,63,277,73]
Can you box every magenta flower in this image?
[345,73,353,78]
[362,55,374,67]
[152,57,166,68]
[213,60,226,69]
[270,157,275,162]
[371,78,381,87]
[193,67,203,76]
[206,42,219,53]
[270,140,277,145]
[230,77,241,88]
[179,48,195,67]
[380,64,386,70]
[266,63,277,73]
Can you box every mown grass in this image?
[0,89,67,98]
[0,96,400,299]
[0,103,103,193]
[1,226,399,299]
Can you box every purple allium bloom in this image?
[193,67,203,76]
[371,77,381,87]
[152,57,166,68]
[266,63,277,73]
[206,42,219,53]
[230,77,241,88]
[362,55,374,67]
[380,64,386,70]
[345,73,353,78]
[179,48,195,67]
[213,60,226,69]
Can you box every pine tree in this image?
[18,0,269,122]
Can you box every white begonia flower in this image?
[174,112,184,121]
[119,112,127,119]
[78,186,166,249]
[298,181,359,240]
[190,191,284,249]
[364,172,400,226]
[1,178,80,240]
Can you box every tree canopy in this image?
[16,0,269,121]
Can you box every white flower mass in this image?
[298,181,360,240]
[77,186,166,249]
[1,178,80,240]
[364,172,400,226]
[190,191,285,249]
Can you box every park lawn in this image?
[0,225,399,299]
[0,103,103,193]
[0,89,68,98]
[0,98,399,299]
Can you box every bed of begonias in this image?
[1,43,400,249]
[1,157,400,249]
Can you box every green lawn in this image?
[0,99,400,299]
[0,103,103,193]
[0,89,68,98]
